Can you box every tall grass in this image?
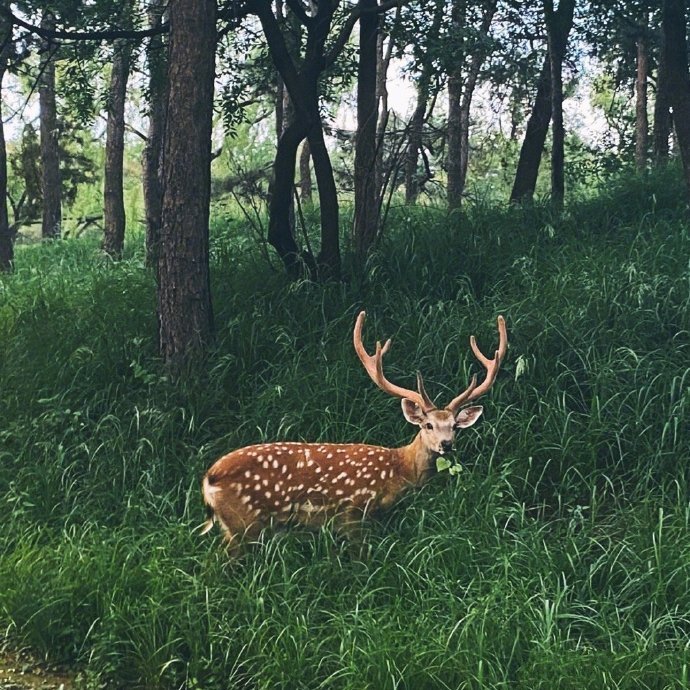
[0,167,689,689]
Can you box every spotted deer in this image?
[201,311,507,550]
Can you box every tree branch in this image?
[324,0,409,67]
[284,0,313,26]
[0,5,167,41]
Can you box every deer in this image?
[201,311,507,552]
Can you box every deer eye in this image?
[425,422,433,430]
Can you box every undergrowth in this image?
[0,167,689,689]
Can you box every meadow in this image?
[1,169,689,689]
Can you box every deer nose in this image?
[440,440,453,454]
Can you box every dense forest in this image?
[1,0,689,688]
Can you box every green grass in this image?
[1,166,689,689]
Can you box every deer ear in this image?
[401,398,427,425]
[454,405,483,428]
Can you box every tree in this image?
[353,0,379,260]
[102,38,132,259]
[446,0,497,209]
[510,0,575,204]
[157,0,216,368]
[544,0,576,206]
[0,15,13,271]
[663,0,690,200]
[39,11,61,238]
[143,0,167,268]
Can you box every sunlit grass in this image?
[0,167,689,688]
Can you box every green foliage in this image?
[0,168,689,688]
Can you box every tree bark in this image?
[663,0,690,199]
[375,18,396,203]
[544,0,576,207]
[157,0,216,369]
[447,0,466,209]
[143,0,167,269]
[39,12,61,239]
[354,0,379,261]
[0,18,12,271]
[102,39,132,259]
[510,55,552,203]
[299,140,312,202]
[635,33,649,171]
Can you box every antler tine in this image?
[353,311,435,412]
[446,315,508,414]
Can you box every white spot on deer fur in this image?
[241,495,251,504]
[337,472,347,480]
[268,454,273,461]
[335,489,344,496]
[262,461,269,469]
[257,455,264,462]
[370,479,377,486]
[367,450,375,456]
[315,467,322,474]
[272,459,279,469]
[244,470,251,479]
[297,484,304,490]
[379,455,385,461]
[274,483,281,492]
[331,477,339,484]
[296,461,304,469]
[262,478,269,487]
[381,470,387,479]
[265,491,272,499]
[326,453,333,459]
[254,483,262,491]
[282,465,288,474]
[288,450,294,455]
[253,474,260,481]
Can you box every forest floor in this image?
[0,645,75,690]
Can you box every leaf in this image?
[436,457,452,472]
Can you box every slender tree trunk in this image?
[653,25,672,164]
[447,0,466,209]
[39,12,61,239]
[405,0,443,204]
[545,0,576,207]
[0,19,12,272]
[663,0,690,199]
[635,32,649,171]
[143,0,167,269]
[299,140,312,202]
[102,39,132,259]
[375,19,396,203]
[457,0,497,197]
[157,0,216,369]
[510,55,552,202]
[309,121,341,280]
[268,118,313,278]
[354,0,379,261]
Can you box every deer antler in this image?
[353,311,435,412]
[446,315,508,414]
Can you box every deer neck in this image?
[396,432,438,486]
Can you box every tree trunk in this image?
[102,39,132,259]
[447,0,466,209]
[375,20,396,203]
[457,0,497,198]
[404,0,442,204]
[0,19,12,272]
[143,0,167,269]
[545,0,576,207]
[299,140,312,202]
[39,12,61,239]
[663,0,690,199]
[653,22,672,165]
[354,0,379,261]
[157,0,216,369]
[309,121,341,280]
[510,55,552,203]
[635,32,649,171]
[268,118,313,278]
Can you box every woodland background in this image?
[1,0,689,688]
